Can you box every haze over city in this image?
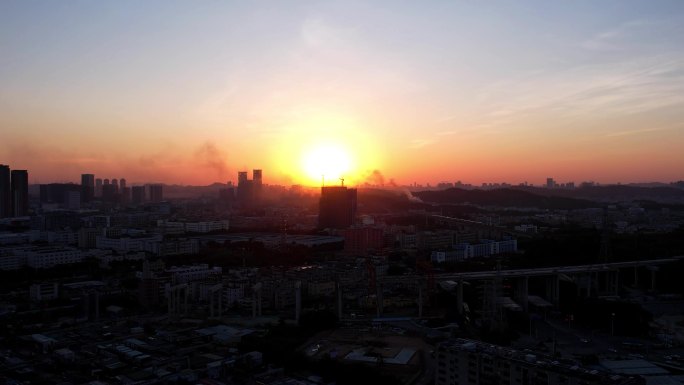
[2,1,684,186]
[3,3,684,385]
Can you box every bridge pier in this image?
[647,266,659,291]
[513,276,529,312]
[606,270,619,296]
[634,266,639,287]
[457,279,464,315]
[545,275,560,307]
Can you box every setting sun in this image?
[301,143,353,186]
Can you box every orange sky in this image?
[1,2,683,186]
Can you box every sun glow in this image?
[301,143,353,185]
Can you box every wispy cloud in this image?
[579,20,652,52]
[603,124,682,138]
[467,53,684,133]
[409,139,435,149]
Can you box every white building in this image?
[157,220,230,234]
[431,239,517,264]
[96,234,162,253]
[16,247,86,269]
[167,264,222,284]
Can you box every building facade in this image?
[318,186,357,229]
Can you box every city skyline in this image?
[2,3,684,383]
[2,1,684,186]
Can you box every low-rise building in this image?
[435,339,643,385]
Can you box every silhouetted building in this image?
[319,186,357,229]
[101,184,117,203]
[0,165,10,218]
[120,187,130,205]
[11,170,29,217]
[80,174,95,203]
[95,178,102,197]
[236,170,263,207]
[111,178,119,193]
[149,184,163,202]
[120,178,126,190]
[40,183,81,207]
[253,169,262,187]
[132,186,146,205]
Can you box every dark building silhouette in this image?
[95,178,103,197]
[132,186,146,205]
[318,186,357,229]
[81,174,95,202]
[101,183,117,203]
[253,169,262,188]
[236,170,263,207]
[0,165,10,218]
[10,169,29,217]
[40,183,81,207]
[120,186,130,205]
[149,184,163,202]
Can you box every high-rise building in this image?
[131,186,146,205]
[149,184,163,202]
[120,187,130,205]
[318,186,357,229]
[111,178,119,192]
[10,170,29,217]
[235,170,264,208]
[95,178,103,197]
[546,177,555,188]
[253,169,262,187]
[0,165,10,218]
[119,178,126,190]
[81,174,95,203]
[103,178,110,186]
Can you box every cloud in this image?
[603,124,681,138]
[409,139,434,149]
[468,53,684,133]
[579,20,652,52]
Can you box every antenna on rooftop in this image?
[340,177,345,187]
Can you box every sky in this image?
[1,1,683,186]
